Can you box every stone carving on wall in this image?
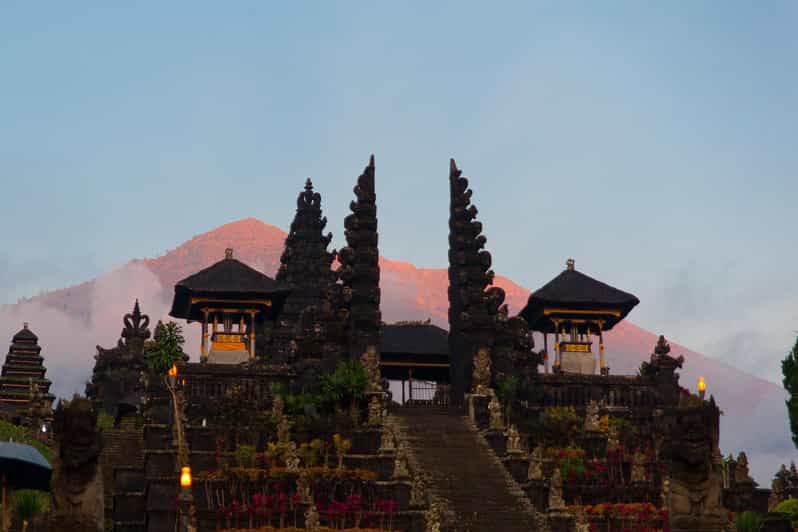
[361,346,381,393]
[735,452,753,484]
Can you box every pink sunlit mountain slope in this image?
[0,218,790,483]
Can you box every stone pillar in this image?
[248,311,257,360]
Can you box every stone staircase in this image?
[390,408,540,532]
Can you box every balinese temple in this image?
[519,259,639,375]
[169,248,290,364]
[0,323,55,422]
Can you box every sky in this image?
[1,2,797,388]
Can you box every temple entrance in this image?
[379,321,452,409]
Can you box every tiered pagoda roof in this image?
[169,249,291,321]
[0,323,55,415]
[519,260,640,333]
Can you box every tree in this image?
[781,335,798,448]
[145,321,185,374]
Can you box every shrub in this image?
[774,498,798,527]
[735,511,763,532]
[320,361,367,410]
[0,420,53,462]
[233,444,256,468]
[13,490,49,531]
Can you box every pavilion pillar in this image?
[543,333,550,374]
[599,327,606,374]
[200,310,209,363]
[553,321,561,371]
[408,368,414,404]
[248,311,257,360]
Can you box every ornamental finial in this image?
[23,322,28,330]
[225,248,234,260]
[305,178,313,191]
[566,258,575,271]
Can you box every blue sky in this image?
[1,2,797,383]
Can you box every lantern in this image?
[697,376,706,399]
[180,466,192,488]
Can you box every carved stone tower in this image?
[447,159,504,403]
[337,155,382,360]
[271,178,338,362]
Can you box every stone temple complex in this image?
[4,156,793,531]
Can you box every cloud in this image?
[0,262,173,399]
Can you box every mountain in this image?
[0,217,790,483]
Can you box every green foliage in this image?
[13,490,49,523]
[145,321,185,375]
[496,375,520,423]
[559,455,586,482]
[233,444,256,468]
[320,361,367,409]
[608,416,636,445]
[782,336,798,448]
[0,420,53,462]
[542,407,580,444]
[775,498,798,527]
[735,511,763,532]
[96,411,114,432]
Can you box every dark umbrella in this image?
[0,442,51,532]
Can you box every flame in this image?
[180,466,192,488]
[697,376,706,393]
[168,364,178,377]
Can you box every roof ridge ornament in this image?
[225,248,234,260]
[566,258,575,271]
[23,322,29,330]
[304,178,313,191]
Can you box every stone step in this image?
[391,410,539,531]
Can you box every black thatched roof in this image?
[380,322,449,356]
[12,324,37,343]
[519,261,639,332]
[169,249,290,320]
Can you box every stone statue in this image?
[379,426,396,452]
[574,508,590,532]
[735,452,753,484]
[304,503,321,532]
[277,415,291,444]
[272,394,285,419]
[285,442,300,471]
[528,444,544,481]
[361,345,381,392]
[393,446,410,479]
[410,475,425,506]
[631,450,647,483]
[367,395,383,426]
[425,502,443,532]
[49,396,104,532]
[662,407,726,531]
[506,424,522,454]
[548,468,565,511]
[296,472,312,504]
[471,347,492,395]
[584,400,601,432]
[488,394,503,430]
[661,477,671,511]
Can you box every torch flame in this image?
[697,376,706,393]
[168,364,178,377]
[180,466,192,488]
